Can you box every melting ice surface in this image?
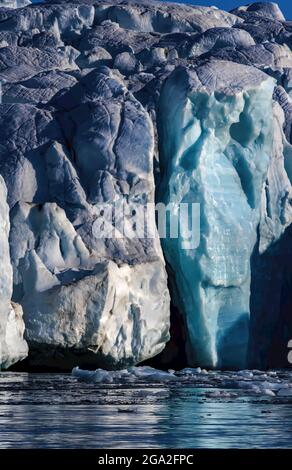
[1,368,291,449]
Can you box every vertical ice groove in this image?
[158,61,275,369]
[0,175,28,369]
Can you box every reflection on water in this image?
[0,373,291,448]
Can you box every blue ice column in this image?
[157,65,275,369]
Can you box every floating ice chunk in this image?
[72,367,291,399]
[262,389,276,397]
[277,388,292,397]
[129,366,176,382]
[257,381,286,391]
[267,371,278,377]
[177,367,202,375]
[252,370,268,376]
[238,370,254,378]
[72,366,179,383]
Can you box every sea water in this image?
[0,369,291,448]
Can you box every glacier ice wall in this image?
[0,176,28,369]
[249,93,292,368]
[0,0,292,369]
[0,68,170,369]
[158,61,275,369]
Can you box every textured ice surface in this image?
[0,0,292,369]
[0,176,28,369]
[0,71,170,369]
[0,22,170,368]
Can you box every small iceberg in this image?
[72,366,179,384]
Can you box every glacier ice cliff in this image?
[0,176,28,369]
[158,61,275,369]
[0,68,170,369]
[0,0,291,369]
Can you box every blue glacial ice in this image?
[157,61,276,369]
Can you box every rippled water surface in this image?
[0,371,292,448]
